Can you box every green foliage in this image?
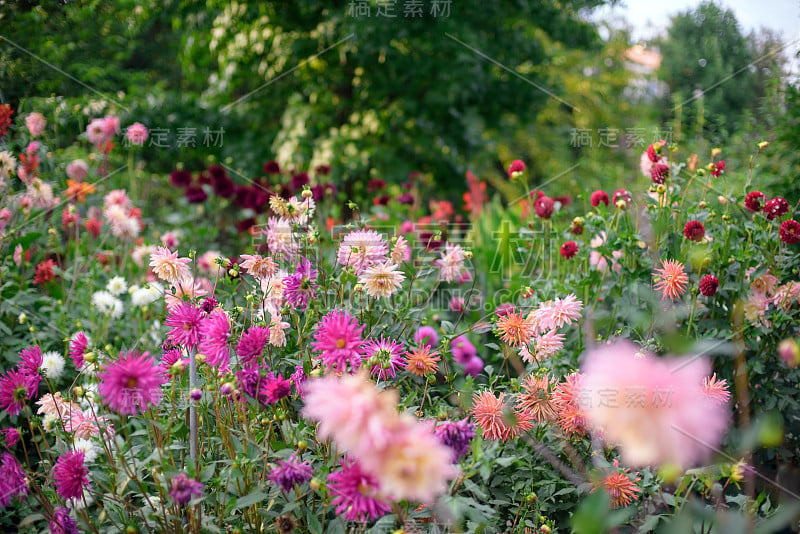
[658,1,760,141]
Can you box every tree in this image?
[658,1,760,141]
[2,1,615,195]
[173,1,610,189]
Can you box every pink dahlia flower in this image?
[579,340,728,468]
[125,122,148,146]
[311,310,364,373]
[328,458,391,522]
[98,351,164,415]
[198,310,231,371]
[53,451,89,500]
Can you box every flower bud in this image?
[729,459,748,483]
[758,141,769,149]
[171,360,186,375]
[778,338,800,368]
[658,463,682,484]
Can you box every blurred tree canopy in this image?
[657,1,786,143]
[2,0,792,202]
[2,0,618,192]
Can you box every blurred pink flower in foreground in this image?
[303,372,456,502]
[579,339,728,469]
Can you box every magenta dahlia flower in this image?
[413,325,439,348]
[262,372,292,404]
[53,451,89,500]
[434,418,476,462]
[268,454,313,493]
[1,427,20,448]
[290,365,307,398]
[18,345,43,376]
[450,335,477,364]
[159,349,187,375]
[236,367,263,401]
[0,452,28,507]
[650,162,670,184]
[282,257,319,311]
[164,302,203,349]
[48,507,79,534]
[198,310,231,371]
[236,326,270,367]
[311,310,364,373]
[169,473,204,505]
[68,332,89,369]
[364,336,406,380]
[98,351,164,415]
[0,369,39,416]
[327,458,391,522]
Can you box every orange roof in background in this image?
[624,45,662,70]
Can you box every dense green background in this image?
[1,0,797,200]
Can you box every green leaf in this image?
[234,489,268,509]
[200,463,215,483]
[10,231,43,251]
[639,515,662,533]
[571,490,609,534]
[19,513,44,527]
[553,487,576,497]
[306,510,324,534]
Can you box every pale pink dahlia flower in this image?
[579,340,728,468]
